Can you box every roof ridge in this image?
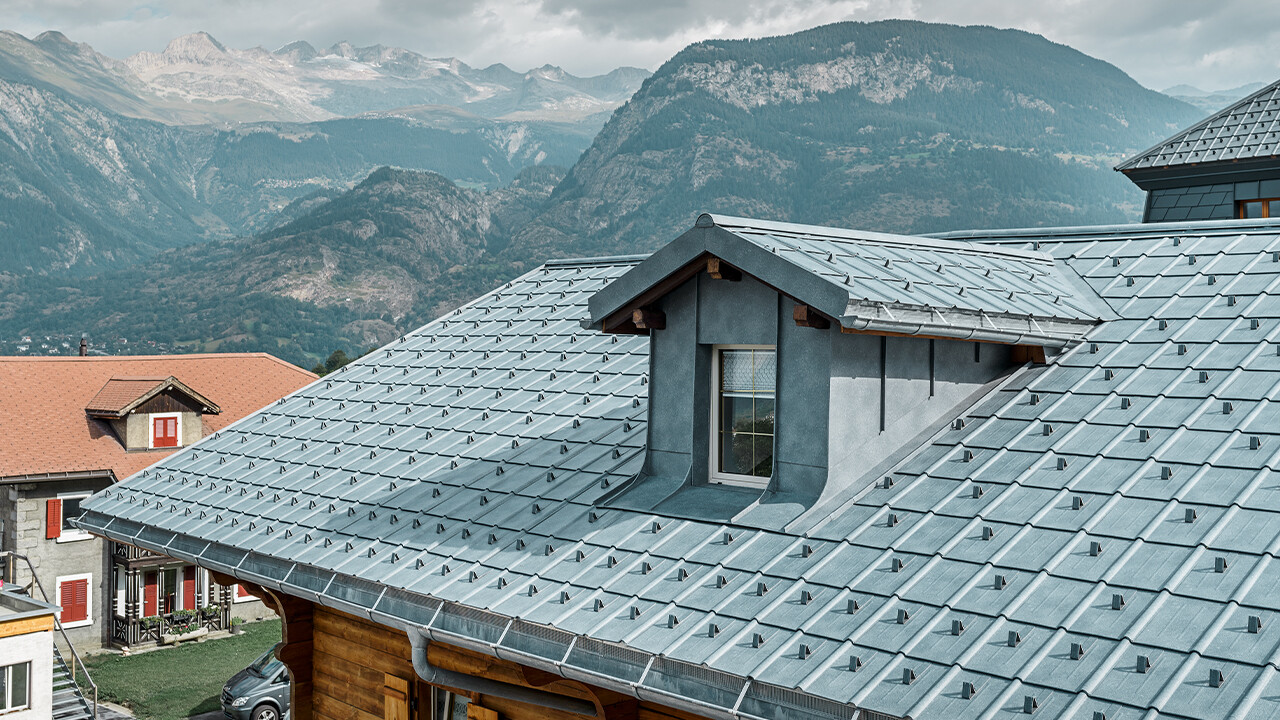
[0,352,315,377]
[934,217,1280,243]
[707,213,1054,262]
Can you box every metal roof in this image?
[77,218,1280,720]
[1118,79,1280,172]
[589,213,1107,347]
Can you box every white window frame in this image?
[56,491,93,543]
[55,572,93,629]
[234,583,255,604]
[0,661,31,712]
[148,412,183,449]
[709,344,777,488]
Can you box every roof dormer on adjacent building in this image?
[1118,79,1280,222]
[85,375,221,451]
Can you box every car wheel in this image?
[251,704,279,720]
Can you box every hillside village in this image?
[3,12,1280,720]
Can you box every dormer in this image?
[587,214,1109,527]
[85,376,221,451]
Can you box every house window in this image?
[56,492,92,542]
[710,346,777,486]
[0,662,30,712]
[234,584,255,603]
[56,574,92,628]
[1238,198,1280,218]
[150,413,181,449]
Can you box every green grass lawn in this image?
[77,619,282,720]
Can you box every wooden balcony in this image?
[111,605,231,647]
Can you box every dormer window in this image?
[85,375,220,452]
[711,346,776,487]
[150,413,181,449]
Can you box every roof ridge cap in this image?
[705,213,1053,262]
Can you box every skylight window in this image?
[711,346,776,487]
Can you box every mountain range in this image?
[2,29,649,126]
[0,30,648,273]
[0,20,1207,366]
[1162,82,1268,112]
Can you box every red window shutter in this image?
[60,579,88,623]
[144,572,158,617]
[153,416,178,448]
[46,499,62,540]
[182,566,197,610]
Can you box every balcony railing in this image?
[110,542,166,563]
[111,605,231,647]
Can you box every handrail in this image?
[2,551,98,718]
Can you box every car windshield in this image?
[247,647,284,678]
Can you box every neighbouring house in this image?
[0,353,315,652]
[1118,78,1280,222]
[76,103,1280,718]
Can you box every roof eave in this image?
[73,508,874,720]
[841,302,1096,348]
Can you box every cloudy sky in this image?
[7,0,1277,91]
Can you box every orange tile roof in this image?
[0,354,315,481]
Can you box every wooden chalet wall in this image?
[234,577,712,720]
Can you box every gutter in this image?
[408,632,600,717]
[0,469,116,485]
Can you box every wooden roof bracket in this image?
[707,257,741,281]
[793,304,831,329]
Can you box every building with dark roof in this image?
[1118,79,1280,222]
[0,353,315,652]
[73,204,1280,719]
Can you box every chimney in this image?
[79,337,87,356]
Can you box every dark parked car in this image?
[221,645,291,720]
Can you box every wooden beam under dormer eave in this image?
[706,257,741,281]
[632,308,666,330]
[792,304,831,329]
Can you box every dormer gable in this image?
[589,214,1110,528]
[589,213,1108,346]
[86,376,221,451]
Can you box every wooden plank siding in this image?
[0,613,54,639]
[232,576,717,720]
[304,604,714,720]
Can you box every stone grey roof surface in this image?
[1118,79,1280,171]
[590,214,1106,347]
[77,218,1280,720]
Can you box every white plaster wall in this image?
[0,629,53,719]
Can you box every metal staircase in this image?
[52,645,95,720]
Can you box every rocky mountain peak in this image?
[274,40,317,61]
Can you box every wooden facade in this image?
[230,578,712,720]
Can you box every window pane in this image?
[720,349,776,395]
[10,663,26,710]
[1269,201,1280,218]
[62,497,82,531]
[1244,201,1265,218]
[0,665,8,710]
[717,349,776,479]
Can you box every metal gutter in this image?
[0,469,116,485]
[409,633,600,717]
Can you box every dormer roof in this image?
[587,213,1110,347]
[1118,79,1280,172]
[85,375,222,419]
